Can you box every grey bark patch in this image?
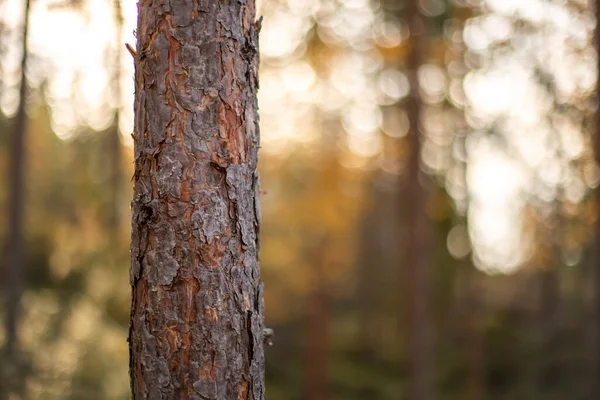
[182,45,201,65]
[148,388,162,400]
[192,103,219,137]
[130,255,141,284]
[199,41,218,58]
[130,227,142,283]
[188,65,207,89]
[157,358,171,387]
[243,248,257,272]
[204,165,225,188]
[202,288,222,314]
[245,99,257,139]
[176,248,194,279]
[191,190,228,244]
[226,164,256,247]
[151,34,170,93]
[225,164,248,200]
[154,221,177,252]
[156,142,189,198]
[193,380,217,398]
[167,200,190,221]
[183,130,210,159]
[146,96,172,147]
[145,249,179,286]
[170,0,193,26]
[156,159,183,198]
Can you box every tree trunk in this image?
[4,0,31,354]
[306,284,329,400]
[356,178,385,363]
[538,262,559,335]
[404,1,433,399]
[109,0,124,229]
[464,265,485,400]
[128,1,265,398]
[304,233,331,400]
[536,264,560,396]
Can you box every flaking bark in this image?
[128,1,264,398]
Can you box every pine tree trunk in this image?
[4,0,31,354]
[128,1,265,398]
[404,1,433,399]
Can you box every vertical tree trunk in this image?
[464,265,485,400]
[538,262,559,336]
[109,0,124,229]
[594,1,600,396]
[129,1,265,398]
[456,127,485,400]
[404,1,433,399]
[355,180,384,363]
[306,283,329,400]
[4,0,31,354]
[305,233,331,400]
[0,2,6,101]
[536,263,560,396]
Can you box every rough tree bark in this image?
[404,1,433,399]
[128,1,265,398]
[4,0,31,354]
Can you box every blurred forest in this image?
[1,0,600,399]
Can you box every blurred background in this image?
[1,0,599,398]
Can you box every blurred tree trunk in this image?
[108,0,123,229]
[357,173,405,372]
[305,230,332,400]
[0,4,5,101]
[594,1,600,396]
[356,195,380,362]
[463,264,485,400]
[536,263,560,396]
[538,260,559,337]
[404,1,433,399]
[4,0,31,354]
[128,1,265,398]
[457,133,485,400]
[306,279,329,400]
[356,176,394,362]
